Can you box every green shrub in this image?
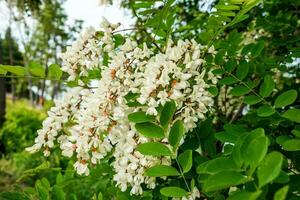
[0,101,45,155]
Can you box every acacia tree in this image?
[1,0,300,199]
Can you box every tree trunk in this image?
[8,5,15,103]
[0,37,6,126]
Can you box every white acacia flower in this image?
[27,19,219,196]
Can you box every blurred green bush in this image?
[0,100,45,155]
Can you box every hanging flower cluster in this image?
[27,18,218,196]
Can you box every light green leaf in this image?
[56,173,64,185]
[135,122,164,138]
[98,192,103,200]
[145,165,179,177]
[128,111,155,123]
[168,120,184,148]
[0,65,26,76]
[257,151,283,188]
[137,142,172,156]
[259,75,274,97]
[282,109,300,123]
[160,100,176,127]
[48,64,63,80]
[28,61,45,78]
[274,89,297,108]
[281,139,300,151]
[257,105,275,117]
[178,150,192,173]
[241,134,268,167]
[202,171,249,192]
[160,187,187,198]
[35,180,49,200]
[274,186,289,200]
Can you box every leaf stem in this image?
[175,158,191,193]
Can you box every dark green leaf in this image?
[282,109,300,123]
[160,100,177,127]
[230,85,251,96]
[236,61,249,80]
[259,75,274,97]
[219,76,238,85]
[244,95,262,105]
[208,86,219,96]
[274,89,298,108]
[257,105,275,117]
[251,40,265,57]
